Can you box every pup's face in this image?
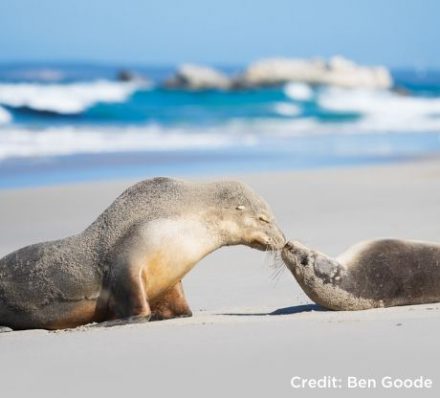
[281,241,313,275]
[282,241,343,285]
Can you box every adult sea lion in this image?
[0,177,285,330]
[281,239,440,310]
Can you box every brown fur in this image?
[150,282,192,320]
[47,300,99,330]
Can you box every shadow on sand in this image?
[219,304,327,317]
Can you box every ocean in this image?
[0,64,440,188]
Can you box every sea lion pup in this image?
[0,178,285,330]
[281,239,440,310]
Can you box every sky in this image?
[0,0,439,68]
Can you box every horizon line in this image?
[0,59,439,71]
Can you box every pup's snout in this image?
[284,241,294,251]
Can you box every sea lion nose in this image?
[284,241,294,250]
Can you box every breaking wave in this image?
[0,105,12,124]
[0,80,147,114]
[0,125,258,160]
[284,82,313,101]
[317,87,440,132]
[273,102,301,116]
[1,116,440,161]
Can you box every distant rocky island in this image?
[162,56,392,90]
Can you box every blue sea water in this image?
[0,64,440,188]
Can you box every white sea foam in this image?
[0,125,256,160]
[0,106,12,124]
[319,87,440,115]
[284,83,313,101]
[227,114,440,138]
[1,115,440,161]
[0,80,147,114]
[318,88,440,132]
[273,102,300,116]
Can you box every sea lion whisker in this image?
[270,262,286,285]
[264,248,282,269]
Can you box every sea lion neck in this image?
[81,200,226,256]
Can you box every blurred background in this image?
[0,0,439,188]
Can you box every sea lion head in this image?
[281,240,371,311]
[281,240,344,286]
[281,240,315,280]
[211,181,285,251]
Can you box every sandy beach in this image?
[1,158,440,397]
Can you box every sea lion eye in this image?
[236,205,246,211]
[258,215,270,224]
[300,254,309,266]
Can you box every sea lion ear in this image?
[236,205,246,211]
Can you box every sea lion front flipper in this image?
[108,263,151,320]
[150,281,193,321]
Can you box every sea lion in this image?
[0,177,285,330]
[281,239,440,310]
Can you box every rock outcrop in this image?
[237,56,392,89]
[163,57,393,91]
[164,64,231,90]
